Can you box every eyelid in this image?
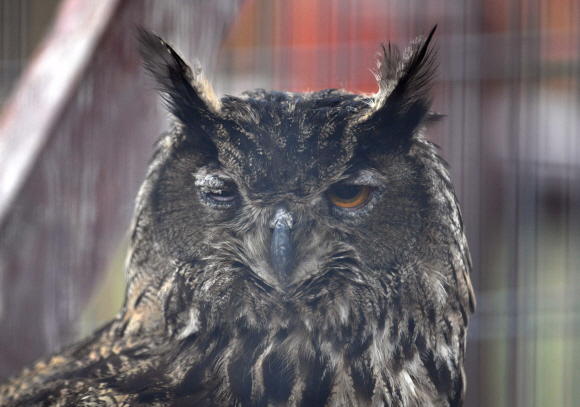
[194,173,232,190]
[340,170,382,187]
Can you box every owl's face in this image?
[150,89,426,296]
[137,27,443,308]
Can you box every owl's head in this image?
[128,28,473,340]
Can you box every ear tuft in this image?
[360,26,438,153]
[135,27,221,126]
[373,25,437,112]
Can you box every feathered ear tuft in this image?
[360,26,438,153]
[135,28,221,135]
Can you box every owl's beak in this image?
[270,207,294,286]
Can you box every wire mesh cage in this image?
[0,1,579,406]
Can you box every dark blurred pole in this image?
[0,0,243,381]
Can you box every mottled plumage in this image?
[0,27,475,406]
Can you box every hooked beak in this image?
[270,207,294,286]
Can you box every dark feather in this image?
[358,25,438,154]
[135,27,220,155]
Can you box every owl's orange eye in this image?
[328,184,372,209]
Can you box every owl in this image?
[0,27,475,406]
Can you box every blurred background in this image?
[0,0,578,406]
